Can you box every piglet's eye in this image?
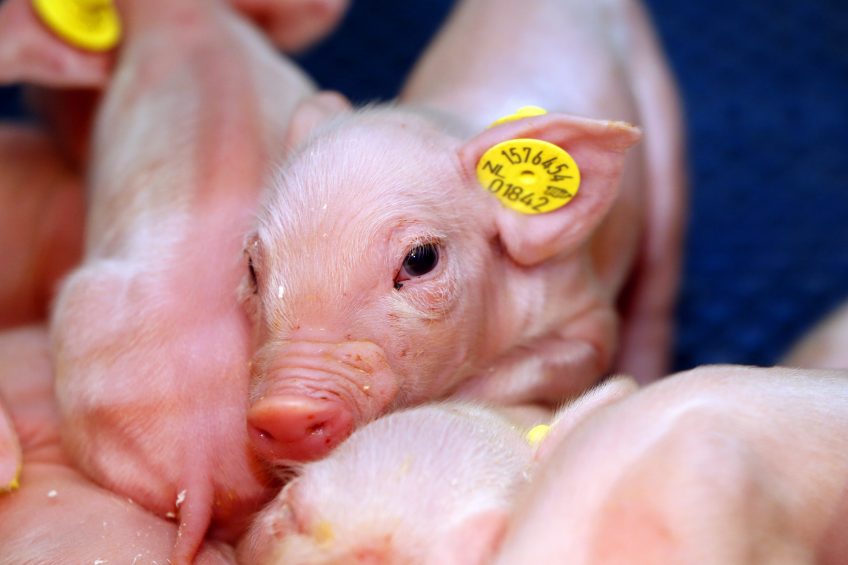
[396,243,440,288]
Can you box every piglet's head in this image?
[237,404,532,565]
[242,93,640,465]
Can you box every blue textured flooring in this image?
[1,0,846,370]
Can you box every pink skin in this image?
[238,379,636,565]
[0,0,351,324]
[783,301,848,370]
[494,366,848,564]
[0,0,347,87]
[399,0,687,383]
[0,125,83,331]
[238,403,536,565]
[0,125,83,490]
[0,0,348,161]
[231,0,350,53]
[0,326,239,564]
[10,0,322,562]
[0,0,349,551]
[0,0,350,323]
[244,0,684,464]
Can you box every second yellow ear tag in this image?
[525,424,551,446]
[32,0,122,52]
[489,105,547,127]
[477,138,581,215]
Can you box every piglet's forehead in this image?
[259,116,477,245]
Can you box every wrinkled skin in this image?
[0,326,239,564]
[238,378,635,565]
[495,365,848,565]
[244,0,685,464]
[0,0,328,561]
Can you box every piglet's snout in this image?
[248,340,398,463]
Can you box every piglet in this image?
[0,326,237,564]
[243,0,684,464]
[0,0,349,162]
[0,0,347,86]
[0,0,318,561]
[494,365,848,564]
[0,125,83,330]
[0,125,83,491]
[231,0,350,53]
[238,377,637,565]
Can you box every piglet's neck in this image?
[489,250,605,351]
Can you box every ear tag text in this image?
[477,137,581,215]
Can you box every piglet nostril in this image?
[247,394,354,463]
[305,421,327,436]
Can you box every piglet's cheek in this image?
[247,340,398,463]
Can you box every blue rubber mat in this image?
[2,0,846,370]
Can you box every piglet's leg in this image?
[0,326,237,565]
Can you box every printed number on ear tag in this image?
[476,138,581,215]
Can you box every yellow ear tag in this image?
[313,520,335,545]
[489,105,548,127]
[476,136,581,215]
[32,0,122,52]
[525,424,551,446]
[1,465,21,493]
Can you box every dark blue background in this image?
[2,0,847,370]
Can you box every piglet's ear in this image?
[0,0,111,88]
[534,376,638,463]
[284,90,353,150]
[458,113,641,266]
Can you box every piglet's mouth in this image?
[247,340,398,463]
